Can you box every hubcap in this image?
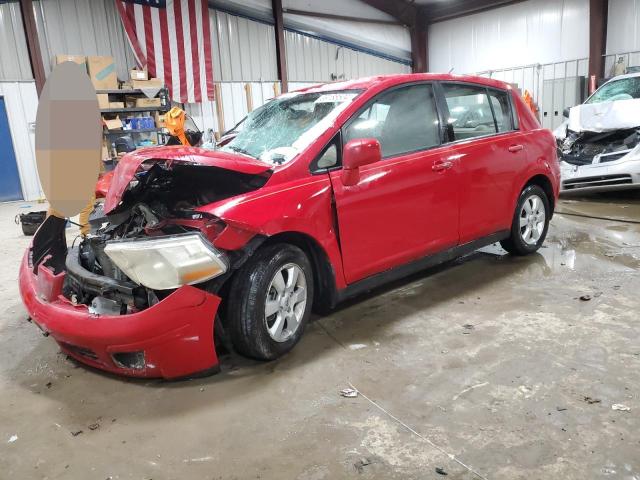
[519,194,546,245]
[264,263,307,342]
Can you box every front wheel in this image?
[227,243,314,360]
[500,185,550,255]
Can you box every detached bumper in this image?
[18,252,221,379]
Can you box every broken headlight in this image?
[104,233,228,290]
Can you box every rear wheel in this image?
[227,243,314,360]
[500,185,550,255]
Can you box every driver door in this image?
[329,83,460,284]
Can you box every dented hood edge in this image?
[568,98,640,134]
[103,146,272,214]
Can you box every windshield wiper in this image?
[226,145,256,158]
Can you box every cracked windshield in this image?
[221,90,360,165]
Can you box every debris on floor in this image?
[7,435,18,443]
[579,295,592,301]
[611,404,631,412]
[435,466,448,475]
[354,457,374,473]
[70,430,83,437]
[583,396,601,404]
[340,387,358,398]
[462,324,475,334]
[88,423,100,431]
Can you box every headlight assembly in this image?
[104,233,228,290]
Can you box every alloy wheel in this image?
[519,194,546,245]
[264,263,307,342]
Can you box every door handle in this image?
[432,160,453,172]
[508,144,524,153]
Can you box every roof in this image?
[293,73,514,94]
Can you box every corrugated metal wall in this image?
[428,0,589,74]
[32,0,136,79]
[186,81,279,134]
[0,82,41,201]
[285,30,410,83]
[211,10,278,81]
[607,0,640,55]
[0,1,32,80]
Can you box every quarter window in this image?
[344,84,440,158]
[487,90,514,133]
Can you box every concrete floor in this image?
[1,195,639,480]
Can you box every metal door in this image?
[0,97,23,201]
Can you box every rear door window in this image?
[441,83,515,141]
[344,84,441,158]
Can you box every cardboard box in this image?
[124,95,137,108]
[135,98,161,108]
[101,141,110,161]
[132,78,163,89]
[130,68,148,81]
[103,116,123,130]
[87,56,118,90]
[55,54,87,68]
[109,102,125,109]
[97,94,110,109]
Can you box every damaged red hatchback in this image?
[20,74,560,379]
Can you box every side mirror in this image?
[563,107,570,118]
[341,138,381,186]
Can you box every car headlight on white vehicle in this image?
[104,233,228,290]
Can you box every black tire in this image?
[227,243,314,360]
[500,184,550,256]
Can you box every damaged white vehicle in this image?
[555,73,640,193]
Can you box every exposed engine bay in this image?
[61,160,270,315]
[558,128,640,166]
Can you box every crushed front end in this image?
[559,128,640,193]
[19,150,271,379]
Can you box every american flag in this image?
[115,0,215,103]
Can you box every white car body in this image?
[556,72,640,193]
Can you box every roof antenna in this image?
[448,67,454,74]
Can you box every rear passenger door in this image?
[438,83,527,243]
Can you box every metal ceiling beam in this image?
[19,0,46,96]
[360,0,428,72]
[359,0,418,27]
[425,0,527,23]
[588,0,608,91]
[272,0,288,93]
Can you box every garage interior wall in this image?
[605,0,640,73]
[189,8,411,133]
[428,0,590,74]
[33,0,137,80]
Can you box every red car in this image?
[20,74,559,379]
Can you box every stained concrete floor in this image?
[1,194,639,480]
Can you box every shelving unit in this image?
[98,87,171,165]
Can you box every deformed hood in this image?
[103,146,272,213]
[568,98,640,133]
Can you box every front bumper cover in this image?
[19,251,221,379]
[560,157,640,193]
